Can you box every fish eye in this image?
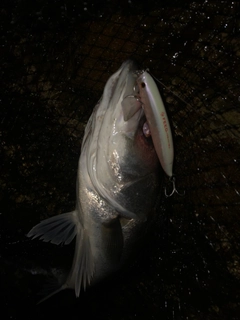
[141,82,146,88]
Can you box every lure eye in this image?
[141,82,146,88]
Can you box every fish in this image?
[27,60,164,302]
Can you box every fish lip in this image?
[120,59,139,73]
[109,60,139,101]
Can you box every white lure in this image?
[136,71,174,177]
[136,71,183,197]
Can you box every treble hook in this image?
[164,176,185,198]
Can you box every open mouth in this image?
[121,92,152,140]
[121,72,152,139]
[122,68,174,180]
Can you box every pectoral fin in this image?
[27,210,95,301]
[27,211,78,245]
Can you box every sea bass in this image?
[27,60,163,301]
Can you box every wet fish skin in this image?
[27,60,162,302]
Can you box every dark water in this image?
[1,1,240,319]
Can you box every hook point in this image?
[164,176,185,197]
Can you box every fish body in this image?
[27,60,163,301]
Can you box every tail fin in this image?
[27,210,95,302]
[37,282,68,304]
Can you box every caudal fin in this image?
[37,282,68,304]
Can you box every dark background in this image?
[1,1,240,319]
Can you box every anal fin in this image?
[66,230,95,297]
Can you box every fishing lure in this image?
[135,70,183,197]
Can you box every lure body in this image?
[136,71,174,177]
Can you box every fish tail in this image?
[37,283,68,304]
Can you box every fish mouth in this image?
[110,60,139,105]
[100,59,155,146]
[117,61,152,140]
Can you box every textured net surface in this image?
[1,1,240,319]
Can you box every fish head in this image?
[81,60,161,220]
